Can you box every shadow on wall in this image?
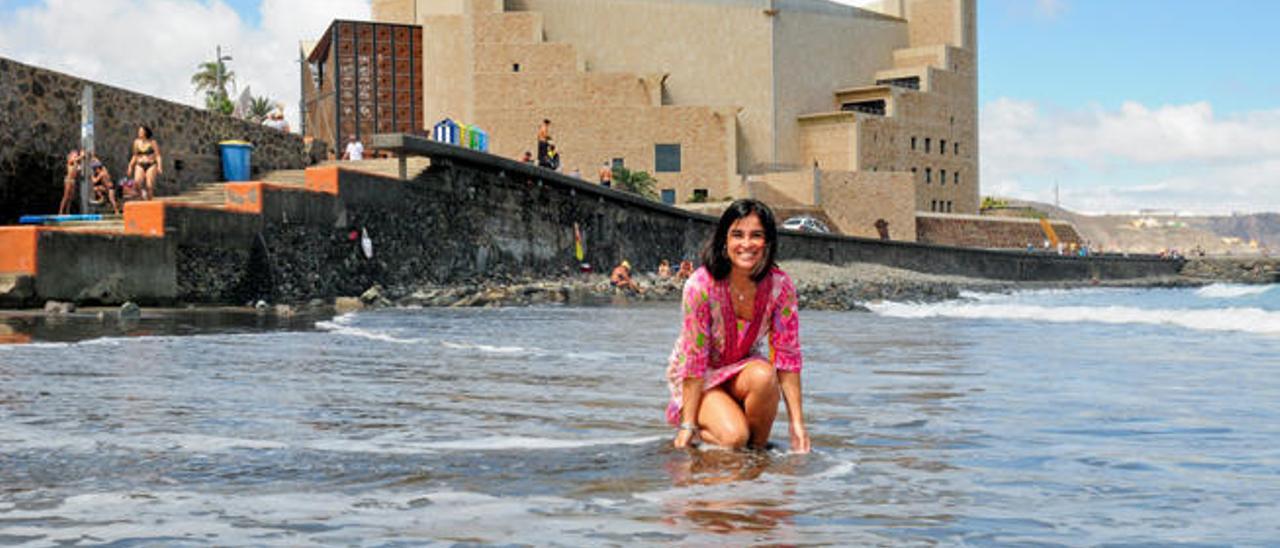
[0,151,64,225]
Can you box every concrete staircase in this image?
[22,158,435,235]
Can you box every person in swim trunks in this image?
[128,125,162,201]
[666,199,810,453]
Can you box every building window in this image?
[946,201,953,213]
[925,138,931,153]
[512,63,521,72]
[954,142,960,155]
[911,136,917,150]
[925,167,932,184]
[911,167,918,179]
[660,188,676,205]
[655,143,681,173]
[612,157,625,170]
[692,188,708,201]
[940,169,946,185]
[931,200,937,212]
[954,172,960,185]
[940,139,946,155]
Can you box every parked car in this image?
[781,216,830,234]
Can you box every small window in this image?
[612,157,625,170]
[954,142,960,155]
[954,172,959,184]
[925,138,931,153]
[911,136,917,150]
[925,168,932,184]
[692,188,708,201]
[512,63,521,72]
[946,201,953,213]
[940,139,946,155]
[660,188,676,205]
[655,143,681,173]
[931,200,937,212]
[940,169,946,185]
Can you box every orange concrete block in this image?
[225,182,265,213]
[124,201,167,237]
[305,166,341,195]
[0,226,39,275]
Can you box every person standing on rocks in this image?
[665,199,810,453]
[128,125,162,201]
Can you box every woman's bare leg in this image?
[59,180,74,215]
[729,359,781,449]
[696,387,750,449]
[144,166,157,201]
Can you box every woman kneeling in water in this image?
[666,199,810,453]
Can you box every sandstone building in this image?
[304,0,977,241]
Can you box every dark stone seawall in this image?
[0,56,318,224]
[178,157,1181,305]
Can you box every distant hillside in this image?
[996,200,1278,255]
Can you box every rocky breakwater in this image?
[1181,257,1280,284]
[330,261,991,314]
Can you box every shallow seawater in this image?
[2,285,1279,545]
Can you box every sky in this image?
[2,0,1278,215]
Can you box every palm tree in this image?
[191,60,235,115]
[246,96,274,123]
[612,166,658,200]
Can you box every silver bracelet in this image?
[678,422,698,433]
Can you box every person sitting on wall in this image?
[599,161,613,188]
[540,142,561,172]
[128,125,162,201]
[658,259,672,278]
[610,260,645,294]
[520,150,534,164]
[90,156,119,215]
[343,135,365,161]
[536,118,551,164]
[58,149,83,215]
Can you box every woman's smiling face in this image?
[726,213,766,275]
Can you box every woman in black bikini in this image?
[128,125,162,201]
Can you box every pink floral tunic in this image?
[665,266,803,425]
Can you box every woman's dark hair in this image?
[138,125,153,139]
[699,198,778,282]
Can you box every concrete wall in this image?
[0,56,315,224]
[0,141,1184,307]
[916,213,1083,249]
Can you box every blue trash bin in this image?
[218,140,254,181]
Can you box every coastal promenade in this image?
[0,134,1188,309]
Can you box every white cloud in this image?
[0,0,369,131]
[981,98,1280,214]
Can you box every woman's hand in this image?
[673,427,698,449]
[789,420,811,454]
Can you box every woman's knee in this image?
[741,360,779,392]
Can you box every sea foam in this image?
[870,301,1280,336]
[1195,283,1275,299]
